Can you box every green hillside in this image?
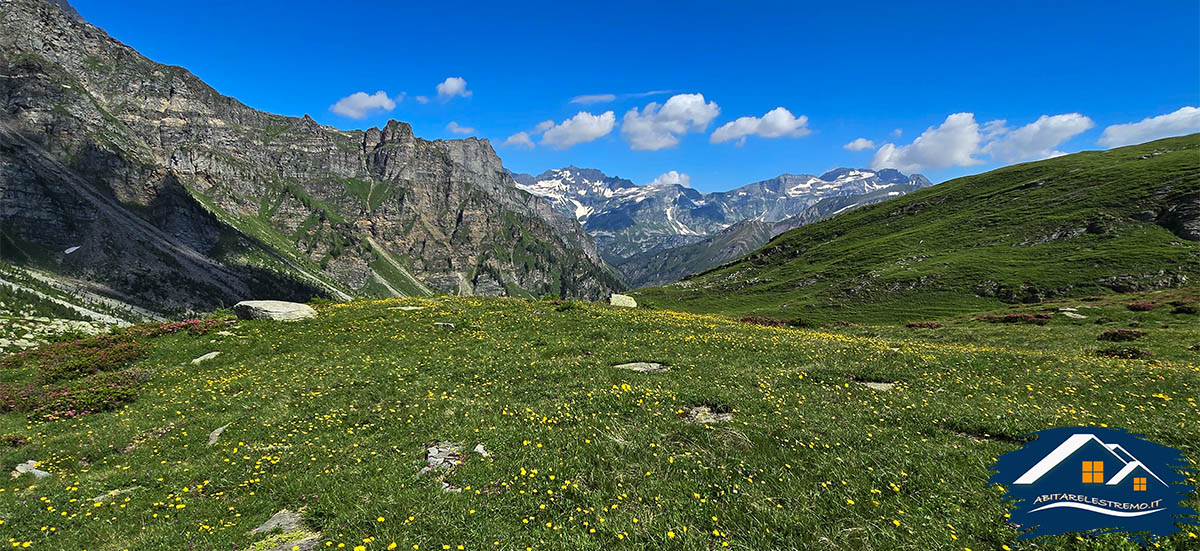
[1,294,1197,550]
[633,135,1200,322]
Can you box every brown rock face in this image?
[0,0,622,313]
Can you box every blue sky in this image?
[73,0,1199,193]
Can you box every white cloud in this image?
[621,93,720,151]
[870,113,985,173]
[445,121,474,135]
[329,90,397,119]
[571,94,617,105]
[843,138,875,151]
[435,77,472,101]
[416,95,429,104]
[710,107,810,146]
[570,90,672,105]
[502,131,535,149]
[649,170,690,188]
[1097,106,1200,148]
[540,111,616,150]
[500,120,559,150]
[891,128,903,138]
[983,113,1094,163]
[872,111,1098,172]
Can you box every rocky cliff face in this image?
[0,0,621,312]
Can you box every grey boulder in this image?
[234,301,317,321]
[609,294,637,308]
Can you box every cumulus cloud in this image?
[571,94,617,105]
[501,120,561,150]
[649,170,690,188]
[445,121,474,135]
[710,107,810,146]
[435,77,472,100]
[1097,106,1200,148]
[870,113,985,173]
[540,111,617,150]
[621,93,720,151]
[329,90,397,119]
[983,113,1094,163]
[843,138,875,151]
[872,112,1099,172]
[502,131,535,149]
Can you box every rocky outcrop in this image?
[0,0,621,313]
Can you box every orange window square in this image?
[1082,461,1104,483]
[1134,477,1146,491]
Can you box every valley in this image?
[0,0,1197,549]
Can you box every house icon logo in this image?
[991,426,1197,542]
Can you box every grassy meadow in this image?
[1,292,1197,550]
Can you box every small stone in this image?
[473,443,489,457]
[208,423,230,446]
[215,331,236,336]
[191,351,221,364]
[614,362,669,373]
[1063,312,1088,319]
[1058,307,1078,312]
[861,381,895,391]
[434,322,455,329]
[441,482,463,493]
[389,306,426,311]
[609,294,637,308]
[682,406,733,424]
[419,441,465,474]
[12,460,50,479]
[249,509,303,535]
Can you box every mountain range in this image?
[634,134,1200,321]
[511,166,932,286]
[0,0,622,314]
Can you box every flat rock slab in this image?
[1062,312,1088,319]
[614,362,669,372]
[250,509,303,534]
[233,300,317,321]
[208,423,230,446]
[609,294,637,308]
[264,535,320,551]
[860,381,895,391]
[11,460,50,479]
[389,306,426,311]
[682,406,733,424]
[191,351,220,364]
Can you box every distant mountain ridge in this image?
[512,166,932,282]
[617,178,933,287]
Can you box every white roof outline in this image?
[1012,433,1165,487]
